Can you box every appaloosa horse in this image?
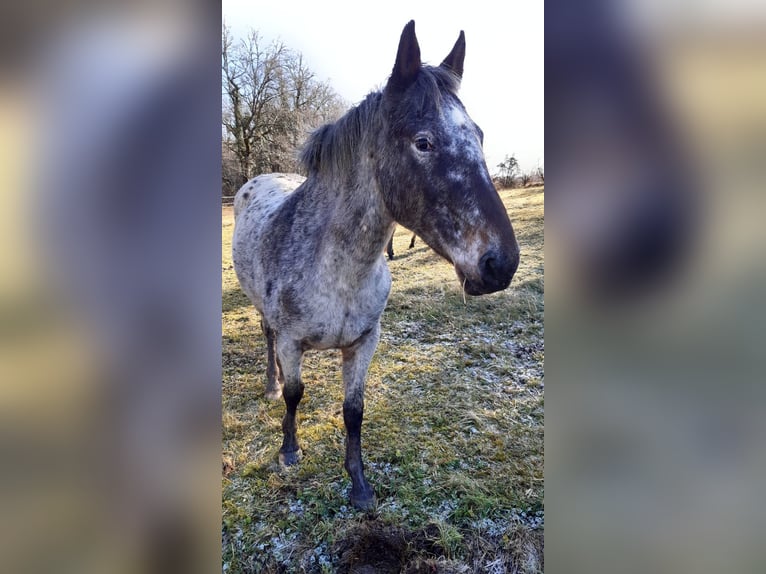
[232,21,519,509]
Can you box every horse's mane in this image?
[299,65,461,178]
[299,92,382,179]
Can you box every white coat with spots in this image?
[231,21,519,511]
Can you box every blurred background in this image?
[546,0,766,572]
[0,2,220,573]
[2,0,766,572]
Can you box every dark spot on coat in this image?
[352,205,367,223]
[301,329,326,351]
[243,192,249,199]
[265,281,273,297]
[279,288,302,318]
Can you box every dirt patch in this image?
[332,519,543,574]
[333,521,446,573]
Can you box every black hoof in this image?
[279,449,302,466]
[350,485,376,510]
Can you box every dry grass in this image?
[222,186,544,573]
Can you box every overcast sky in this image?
[222,0,543,172]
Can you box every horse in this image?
[232,20,519,510]
[385,226,418,260]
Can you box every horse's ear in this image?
[387,20,421,92]
[440,31,465,80]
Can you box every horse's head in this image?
[377,21,519,296]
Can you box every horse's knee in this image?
[343,399,364,436]
[280,381,304,458]
[283,382,305,410]
[275,338,303,395]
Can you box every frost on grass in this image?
[221,188,544,572]
[301,544,331,570]
[268,531,300,565]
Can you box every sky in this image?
[222,0,543,173]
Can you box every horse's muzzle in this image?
[459,247,520,296]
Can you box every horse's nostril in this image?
[479,250,503,281]
[479,249,518,290]
[481,252,498,277]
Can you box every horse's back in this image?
[233,173,305,221]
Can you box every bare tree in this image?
[496,154,519,188]
[221,25,346,196]
[535,165,544,184]
[520,170,532,187]
[222,141,240,195]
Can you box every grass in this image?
[222,185,544,573]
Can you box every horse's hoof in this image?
[265,386,282,401]
[279,449,302,466]
[350,487,376,511]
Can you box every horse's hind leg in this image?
[275,338,304,466]
[386,235,394,260]
[261,318,282,400]
[341,323,380,510]
[409,233,416,249]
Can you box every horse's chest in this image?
[303,266,391,349]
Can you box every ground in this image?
[222,185,544,573]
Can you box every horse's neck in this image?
[324,171,394,265]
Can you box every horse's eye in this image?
[414,137,434,152]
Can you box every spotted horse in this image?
[232,20,519,509]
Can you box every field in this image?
[222,186,544,573]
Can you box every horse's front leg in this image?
[275,338,304,466]
[261,317,282,400]
[341,322,380,510]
